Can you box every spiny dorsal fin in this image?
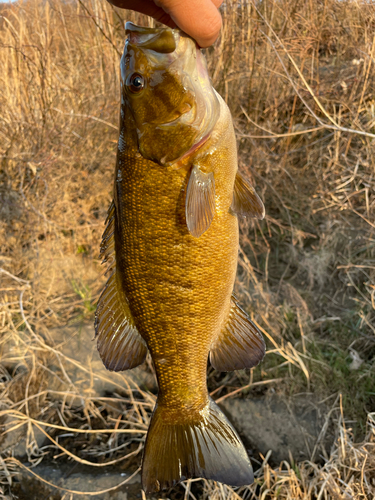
[185,164,215,238]
[210,296,265,372]
[231,171,265,219]
[95,201,147,371]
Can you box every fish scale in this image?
[116,147,235,407]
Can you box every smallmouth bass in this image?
[95,23,266,494]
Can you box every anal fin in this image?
[185,164,215,238]
[210,296,265,371]
[95,201,147,371]
[231,171,265,219]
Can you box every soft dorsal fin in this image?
[99,200,115,267]
[185,164,215,238]
[231,171,265,219]
[210,296,265,371]
[95,201,147,372]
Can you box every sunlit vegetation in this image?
[1,0,374,497]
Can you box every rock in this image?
[13,462,142,500]
[44,323,157,405]
[1,322,157,404]
[221,394,325,463]
[0,416,48,458]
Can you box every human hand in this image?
[107,0,223,48]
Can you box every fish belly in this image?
[115,153,238,415]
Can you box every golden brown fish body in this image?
[95,23,266,494]
[117,101,237,412]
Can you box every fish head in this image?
[120,22,220,165]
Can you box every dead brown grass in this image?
[1,0,374,498]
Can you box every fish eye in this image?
[127,73,145,94]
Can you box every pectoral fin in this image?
[231,171,265,219]
[210,296,265,371]
[95,201,147,371]
[185,165,215,238]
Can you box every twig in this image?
[239,105,325,138]
[253,3,375,140]
[215,379,283,404]
[76,0,122,56]
[33,422,143,467]
[52,108,118,130]
[1,410,147,434]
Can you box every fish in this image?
[95,22,266,494]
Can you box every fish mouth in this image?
[125,22,177,53]
[158,44,220,165]
[123,23,220,166]
[189,46,220,143]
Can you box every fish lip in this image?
[125,22,179,55]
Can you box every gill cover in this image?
[121,22,220,165]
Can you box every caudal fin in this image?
[141,397,253,494]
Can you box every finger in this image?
[107,0,222,48]
[106,0,174,26]
[155,0,222,47]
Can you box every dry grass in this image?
[0,0,374,498]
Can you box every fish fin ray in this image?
[141,397,253,494]
[210,296,265,371]
[95,201,147,371]
[99,200,116,269]
[95,269,147,371]
[185,165,215,238]
[231,171,265,219]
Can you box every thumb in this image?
[155,0,222,47]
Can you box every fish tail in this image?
[141,396,253,494]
